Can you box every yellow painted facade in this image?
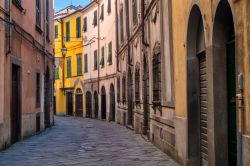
[54,10,84,116]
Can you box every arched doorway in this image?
[75,88,83,117]
[110,84,115,121]
[186,5,207,165]
[94,91,99,119]
[86,91,92,118]
[213,1,236,165]
[127,67,133,126]
[44,67,51,128]
[101,86,106,120]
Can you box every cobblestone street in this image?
[0,116,178,166]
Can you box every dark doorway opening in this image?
[11,64,21,144]
[127,67,134,126]
[44,67,51,128]
[110,84,115,121]
[86,91,92,118]
[186,5,207,165]
[75,89,83,117]
[94,91,99,119]
[66,92,73,116]
[101,87,106,120]
[213,1,236,165]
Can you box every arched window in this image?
[122,73,126,102]
[117,76,120,102]
[135,63,140,102]
[152,42,161,105]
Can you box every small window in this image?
[76,17,81,38]
[84,54,88,73]
[120,5,124,43]
[132,0,138,25]
[54,25,58,39]
[67,57,71,77]
[100,47,105,68]
[83,17,87,32]
[135,64,140,101]
[36,0,41,28]
[117,76,120,102]
[46,0,50,39]
[108,42,112,65]
[107,0,111,13]
[122,74,126,102]
[77,54,82,75]
[55,58,59,80]
[152,43,161,104]
[36,73,40,107]
[94,50,98,70]
[100,4,104,20]
[93,10,97,27]
[66,22,70,42]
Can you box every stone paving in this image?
[0,116,178,166]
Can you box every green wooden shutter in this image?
[77,54,82,75]
[66,22,70,42]
[76,17,81,38]
[84,54,88,73]
[67,57,71,77]
[94,50,98,70]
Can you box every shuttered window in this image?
[36,0,41,28]
[108,42,112,65]
[107,0,111,13]
[66,22,70,42]
[152,47,161,104]
[100,4,104,20]
[120,5,124,43]
[55,25,58,39]
[76,17,81,38]
[94,50,98,70]
[83,17,87,32]
[55,58,59,80]
[93,10,97,27]
[84,54,88,73]
[67,57,71,77]
[100,47,105,68]
[36,73,40,107]
[46,0,50,39]
[77,54,82,75]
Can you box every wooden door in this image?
[110,85,115,121]
[66,92,73,116]
[227,40,237,166]
[94,92,98,119]
[86,92,92,118]
[44,68,51,128]
[11,65,21,144]
[75,94,83,117]
[101,87,106,120]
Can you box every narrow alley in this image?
[0,116,177,166]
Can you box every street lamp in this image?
[61,47,67,57]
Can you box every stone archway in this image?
[212,1,236,165]
[101,86,106,120]
[186,5,207,165]
[110,83,115,122]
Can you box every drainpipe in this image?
[141,0,149,135]
[115,0,120,72]
[61,19,65,91]
[94,0,100,94]
[7,0,11,55]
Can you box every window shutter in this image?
[84,17,87,32]
[107,0,111,13]
[66,22,70,42]
[76,17,81,38]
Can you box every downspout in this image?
[61,19,65,91]
[141,0,149,135]
[115,0,120,72]
[97,1,100,94]
[7,0,11,55]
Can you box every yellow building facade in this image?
[54,7,84,116]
